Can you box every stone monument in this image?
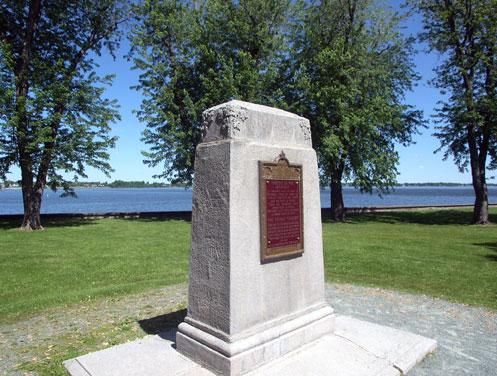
[64,100,437,376]
[176,100,335,375]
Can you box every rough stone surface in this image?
[64,315,435,376]
[201,100,311,147]
[188,141,231,334]
[178,100,333,374]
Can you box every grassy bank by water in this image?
[1,209,496,324]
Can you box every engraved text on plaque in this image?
[259,152,303,263]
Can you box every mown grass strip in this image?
[323,209,497,309]
[0,218,190,323]
[1,209,496,325]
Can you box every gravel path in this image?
[0,284,188,376]
[327,284,497,375]
[1,283,496,375]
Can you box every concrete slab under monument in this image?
[64,101,436,375]
[63,315,437,376]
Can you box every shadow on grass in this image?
[325,209,497,226]
[474,242,497,262]
[0,218,99,230]
[0,212,192,230]
[120,215,191,224]
[138,309,187,337]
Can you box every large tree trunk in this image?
[471,162,489,224]
[21,185,44,231]
[330,162,345,221]
[330,179,345,221]
[473,46,496,225]
[468,122,490,224]
[472,182,489,224]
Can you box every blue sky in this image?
[7,3,476,184]
[393,6,472,183]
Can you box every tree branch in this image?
[34,5,125,191]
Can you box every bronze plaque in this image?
[259,152,303,263]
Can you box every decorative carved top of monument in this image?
[202,100,312,147]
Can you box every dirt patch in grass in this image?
[0,284,187,375]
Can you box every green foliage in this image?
[0,1,127,226]
[130,0,422,208]
[290,0,423,195]
[414,0,497,173]
[412,0,497,223]
[130,0,295,185]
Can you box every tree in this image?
[287,0,423,221]
[0,1,126,230]
[413,0,497,224]
[130,0,295,185]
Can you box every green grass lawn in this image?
[0,218,190,323]
[1,209,496,323]
[323,209,497,309]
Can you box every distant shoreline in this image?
[2,183,496,190]
[0,186,190,190]
[0,204,496,221]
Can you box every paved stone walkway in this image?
[1,283,496,375]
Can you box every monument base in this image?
[176,304,334,375]
[63,314,437,376]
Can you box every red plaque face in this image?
[266,180,301,248]
[259,153,303,263]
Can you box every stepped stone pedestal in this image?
[175,100,335,375]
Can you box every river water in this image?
[1,186,496,215]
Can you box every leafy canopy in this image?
[290,0,423,193]
[0,0,126,191]
[130,0,295,185]
[414,0,497,174]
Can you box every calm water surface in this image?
[1,186,496,215]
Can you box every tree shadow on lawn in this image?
[119,212,192,223]
[138,309,187,344]
[0,217,99,230]
[474,242,497,262]
[338,209,497,226]
[0,212,192,230]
